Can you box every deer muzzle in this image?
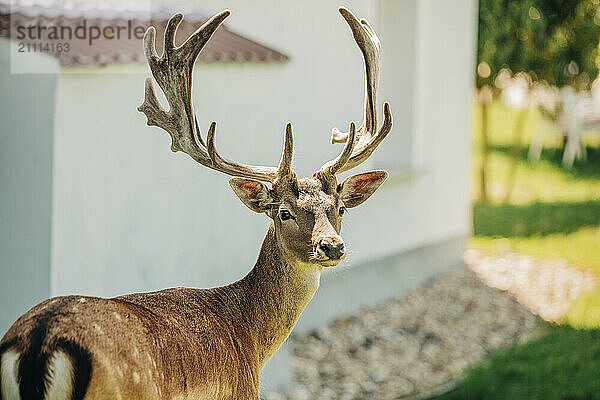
[315,235,346,263]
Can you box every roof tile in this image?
[0,0,289,68]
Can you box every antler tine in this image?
[337,102,392,173]
[163,13,183,55]
[138,11,283,183]
[322,122,357,175]
[278,123,294,176]
[206,122,294,182]
[322,7,393,175]
[143,25,159,63]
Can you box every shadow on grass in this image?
[433,325,600,400]
[491,145,600,179]
[473,200,600,237]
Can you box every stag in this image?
[0,8,392,400]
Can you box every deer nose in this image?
[316,237,346,260]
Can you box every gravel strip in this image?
[265,267,539,400]
[465,249,597,322]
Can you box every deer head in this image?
[138,8,392,268]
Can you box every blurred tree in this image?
[477,0,600,90]
[475,0,600,202]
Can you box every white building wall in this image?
[0,39,59,332]
[50,0,474,299]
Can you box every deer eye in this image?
[338,206,346,217]
[279,210,294,221]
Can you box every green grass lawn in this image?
[436,101,600,399]
[435,325,600,400]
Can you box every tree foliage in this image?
[477,0,600,90]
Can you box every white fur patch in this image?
[1,350,20,400]
[92,323,103,334]
[296,262,323,294]
[44,351,74,400]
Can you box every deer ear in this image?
[338,170,388,208]
[229,178,275,213]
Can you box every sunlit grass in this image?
[567,291,600,329]
[472,101,600,149]
[472,101,544,148]
[470,227,600,273]
[471,145,600,204]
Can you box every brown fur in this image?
[0,172,387,399]
[1,226,313,399]
[0,180,329,400]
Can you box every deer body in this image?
[1,7,392,400]
[1,224,321,399]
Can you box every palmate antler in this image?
[321,8,393,175]
[139,8,391,183]
[138,11,293,182]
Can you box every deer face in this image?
[139,9,392,265]
[230,171,387,267]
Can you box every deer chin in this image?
[319,257,345,268]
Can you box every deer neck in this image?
[238,223,322,368]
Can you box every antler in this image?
[138,11,293,182]
[320,7,393,175]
